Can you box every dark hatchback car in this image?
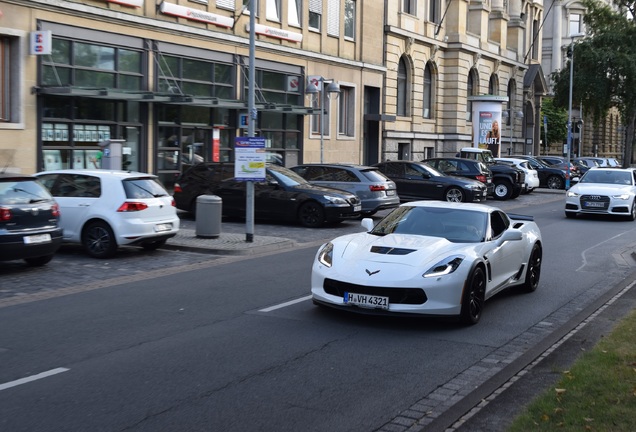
[0,173,63,266]
[422,157,494,196]
[289,163,400,216]
[513,155,571,189]
[372,161,488,202]
[174,163,362,228]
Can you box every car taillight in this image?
[369,185,386,192]
[174,183,182,193]
[51,203,60,217]
[476,175,487,183]
[0,207,11,221]
[117,202,148,212]
[171,198,176,207]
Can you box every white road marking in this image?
[259,295,312,312]
[0,368,69,391]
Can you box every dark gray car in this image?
[290,163,400,216]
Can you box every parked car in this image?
[512,155,572,189]
[422,157,494,196]
[457,148,525,200]
[373,161,488,203]
[495,158,540,193]
[573,157,601,171]
[311,201,543,325]
[565,167,636,220]
[289,163,399,216]
[0,173,63,266]
[35,169,180,258]
[173,163,362,228]
[576,156,621,168]
[535,155,581,178]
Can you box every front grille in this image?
[324,278,427,305]
[580,195,610,211]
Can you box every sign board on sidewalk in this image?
[234,137,266,181]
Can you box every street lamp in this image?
[565,34,584,188]
[502,109,524,155]
[306,78,340,163]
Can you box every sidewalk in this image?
[163,228,296,255]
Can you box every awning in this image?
[36,86,317,113]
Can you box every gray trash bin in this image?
[196,195,222,238]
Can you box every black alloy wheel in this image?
[547,175,564,190]
[521,243,542,293]
[298,201,325,228]
[445,187,465,203]
[82,221,118,259]
[460,266,486,325]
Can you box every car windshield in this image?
[123,178,170,198]
[267,165,309,187]
[580,170,633,185]
[369,205,488,243]
[0,179,52,204]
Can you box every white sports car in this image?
[311,201,543,325]
[565,167,636,220]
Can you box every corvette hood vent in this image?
[370,246,416,255]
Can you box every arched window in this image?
[423,62,434,119]
[489,74,499,95]
[467,69,477,121]
[397,56,408,117]
[506,79,516,126]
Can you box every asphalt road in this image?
[1,191,636,432]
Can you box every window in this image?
[506,80,516,126]
[327,0,340,36]
[344,0,356,39]
[338,86,355,137]
[288,0,302,27]
[429,0,439,23]
[309,0,322,31]
[489,74,499,95]
[397,57,408,117]
[245,69,302,105]
[266,0,281,21]
[310,91,330,136]
[403,0,416,15]
[423,62,434,119]
[243,0,259,15]
[569,13,582,37]
[467,69,476,121]
[0,36,15,123]
[216,0,234,9]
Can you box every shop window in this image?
[245,69,302,106]
[309,0,322,31]
[344,0,356,39]
[338,86,355,137]
[157,55,235,99]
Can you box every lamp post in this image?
[565,34,584,188]
[306,78,340,163]
[502,109,524,155]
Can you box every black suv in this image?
[513,155,570,189]
[0,173,63,266]
[422,157,494,196]
[174,163,362,228]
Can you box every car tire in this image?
[460,266,486,325]
[298,201,325,228]
[24,254,54,266]
[493,180,513,200]
[521,243,542,293]
[82,221,118,259]
[445,187,465,203]
[565,211,577,219]
[510,187,522,199]
[547,175,564,190]
[142,239,167,251]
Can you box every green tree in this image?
[540,97,568,152]
[551,0,636,166]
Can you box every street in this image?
[1,192,636,432]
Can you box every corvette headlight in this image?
[612,194,630,200]
[423,255,465,278]
[318,242,334,267]
[566,191,579,198]
[323,195,348,205]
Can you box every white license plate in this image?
[386,190,396,196]
[354,205,362,212]
[584,201,605,208]
[155,223,172,232]
[344,292,389,310]
[23,234,51,244]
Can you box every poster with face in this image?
[478,111,502,157]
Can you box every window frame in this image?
[338,85,355,137]
[344,0,356,40]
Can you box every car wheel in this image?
[510,187,522,199]
[547,175,564,190]
[460,266,486,325]
[521,243,542,293]
[82,221,118,259]
[628,201,636,221]
[24,254,54,266]
[445,187,465,202]
[565,211,577,219]
[298,201,325,228]
[493,180,513,200]
[142,239,167,251]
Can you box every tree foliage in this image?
[540,97,569,147]
[551,0,636,165]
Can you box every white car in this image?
[495,157,540,192]
[311,201,543,325]
[565,167,636,220]
[35,169,180,258]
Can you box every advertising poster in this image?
[478,111,502,156]
[234,137,266,181]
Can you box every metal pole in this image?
[509,109,513,155]
[245,0,256,243]
[320,78,324,163]
[566,41,574,189]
